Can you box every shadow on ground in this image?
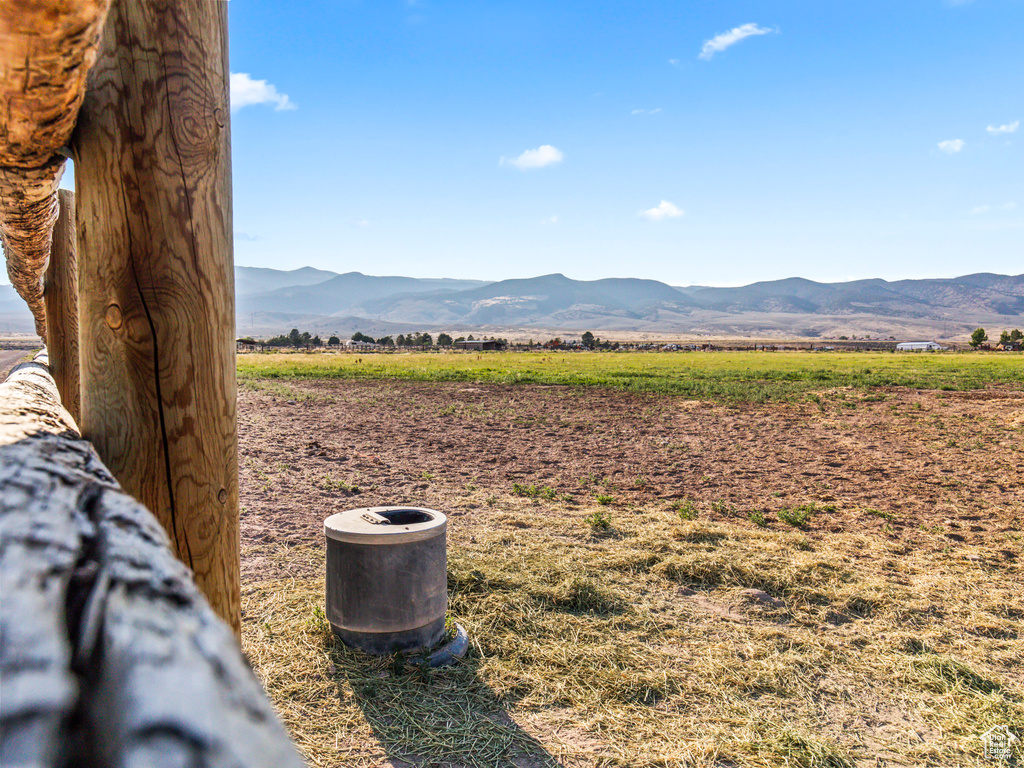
[332,640,568,768]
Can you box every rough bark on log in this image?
[0,0,112,168]
[44,189,80,423]
[0,0,112,337]
[0,356,303,768]
[0,354,83,767]
[0,160,63,338]
[74,0,240,633]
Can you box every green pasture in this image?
[237,350,1022,403]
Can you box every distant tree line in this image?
[341,331,512,348]
[349,331,437,348]
[971,327,1023,348]
[262,329,626,351]
[265,328,322,348]
[541,331,615,350]
[261,329,449,349]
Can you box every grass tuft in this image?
[672,499,699,521]
[512,482,558,500]
[583,509,612,530]
[779,505,814,527]
[911,654,1003,695]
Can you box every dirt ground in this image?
[238,378,1023,767]
[0,348,31,380]
[238,379,1022,582]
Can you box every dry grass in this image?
[242,496,1023,768]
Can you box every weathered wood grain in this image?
[44,189,80,423]
[0,0,112,337]
[73,0,239,632]
[0,356,83,766]
[0,357,303,768]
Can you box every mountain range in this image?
[0,284,33,336]
[3,270,1021,341]
[235,268,1024,341]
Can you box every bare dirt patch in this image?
[239,380,1022,581]
[0,348,32,380]
[238,380,1023,767]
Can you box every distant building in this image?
[344,339,378,350]
[454,339,505,351]
[896,341,946,352]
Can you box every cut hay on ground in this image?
[242,503,1022,767]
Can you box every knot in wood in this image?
[170,84,222,163]
[104,303,123,330]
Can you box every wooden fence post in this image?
[72,0,239,633]
[43,189,80,424]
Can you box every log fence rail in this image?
[0,354,303,766]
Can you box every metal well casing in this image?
[324,506,447,655]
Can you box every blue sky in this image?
[68,1,1024,286]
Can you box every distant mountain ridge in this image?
[353,273,695,326]
[6,268,1017,339]
[234,267,1024,340]
[235,266,338,297]
[0,284,35,334]
[678,274,1024,318]
[239,271,491,318]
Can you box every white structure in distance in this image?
[896,341,947,352]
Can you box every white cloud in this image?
[501,145,564,170]
[541,215,559,225]
[230,72,296,113]
[987,120,1019,135]
[631,108,662,115]
[699,23,776,61]
[668,58,681,66]
[937,139,964,154]
[639,200,684,222]
[969,202,1016,215]
[234,231,260,241]
[351,218,370,228]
